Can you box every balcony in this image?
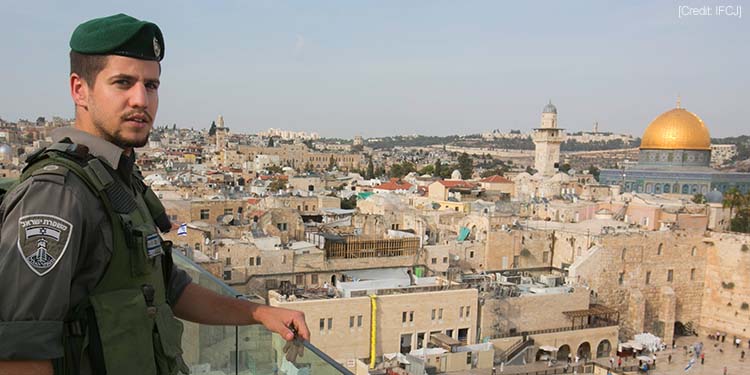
[174,252,352,374]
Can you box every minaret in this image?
[215,115,225,149]
[532,100,566,177]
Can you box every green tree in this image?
[433,158,442,177]
[457,153,473,179]
[723,187,745,220]
[341,195,357,209]
[366,157,375,179]
[559,163,572,173]
[267,137,275,147]
[418,165,435,176]
[267,178,286,192]
[692,193,706,204]
[587,165,600,181]
[266,165,283,174]
[328,155,337,171]
[208,121,217,136]
[389,161,415,178]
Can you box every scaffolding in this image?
[324,236,420,259]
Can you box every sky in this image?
[1,1,748,138]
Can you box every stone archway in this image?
[557,345,571,361]
[596,340,611,358]
[577,342,591,361]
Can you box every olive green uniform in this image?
[0,128,192,363]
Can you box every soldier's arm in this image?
[0,173,87,364]
[172,283,310,341]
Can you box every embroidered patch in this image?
[17,214,73,276]
[145,233,164,258]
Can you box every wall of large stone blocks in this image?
[480,288,589,339]
[569,231,707,339]
[700,232,750,339]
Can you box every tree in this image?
[559,163,572,174]
[457,153,473,180]
[389,161,415,178]
[418,165,435,176]
[266,165,283,174]
[692,194,706,204]
[525,166,536,175]
[723,187,745,220]
[341,195,357,209]
[587,165,600,181]
[433,158,442,177]
[328,155,337,171]
[267,137,275,147]
[366,157,374,179]
[208,121,217,136]
[267,178,286,192]
[303,161,314,173]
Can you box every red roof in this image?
[374,179,413,191]
[438,180,475,189]
[480,175,512,183]
[246,198,261,205]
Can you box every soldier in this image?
[0,13,309,374]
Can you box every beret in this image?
[70,13,164,61]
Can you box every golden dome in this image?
[640,107,711,151]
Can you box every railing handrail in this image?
[490,321,618,339]
[173,251,354,375]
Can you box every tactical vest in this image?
[18,141,189,375]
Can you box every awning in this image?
[457,227,471,241]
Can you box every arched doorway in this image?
[557,345,571,361]
[596,340,611,358]
[577,342,591,361]
[331,275,337,286]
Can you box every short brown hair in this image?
[69,51,108,86]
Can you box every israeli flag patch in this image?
[145,233,164,258]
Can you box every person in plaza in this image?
[0,13,309,375]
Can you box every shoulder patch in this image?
[31,164,70,177]
[17,214,73,276]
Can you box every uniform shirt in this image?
[0,127,192,360]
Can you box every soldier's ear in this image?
[70,73,90,110]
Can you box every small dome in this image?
[705,189,723,204]
[543,101,557,114]
[451,169,462,180]
[0,144,11,154]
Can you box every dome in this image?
[451,169,462,180]
[542,101,557,114]
[640,108,711,151]
[705,189,723,204]
[0,144,10,154]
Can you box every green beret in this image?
[70,13,164,61]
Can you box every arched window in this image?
[657,243,663,256]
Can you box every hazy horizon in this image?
[2,1,747,138]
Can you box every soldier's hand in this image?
[256,305,310,342]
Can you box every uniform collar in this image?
[51,127,131,171]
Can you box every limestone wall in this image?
[700,232,750,339]
[569,230,707,341]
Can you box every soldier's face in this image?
[86,55,160,149]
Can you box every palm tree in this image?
[723,187,747,222]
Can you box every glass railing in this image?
[173,251,353,375]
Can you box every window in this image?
[276,223,288,231]
[691,246,697,256]
[645,271,651,285]
[256,256,261,266]
[446,329,453,338]
[438,308,443,320]
[667,269,673,282]
[225,257,231,266]
[248,257,255,266]
[469,251,474,258]
[327,318,333,330]
[402,312,407,323]
[319,319,325,330]
[621,248,627,260]
[357,315,363,327]
[200,209,210,220]
[349,316,355,328]
[295,274,303,285]
[466,306,470,318]
[431,257,437,264]
[223,270,231,280]
[657,243,663,256]
[460,306,465,318]
[431,309,436,320]
[618,272,624,285]
[513,255,520,268]
[409,311,414,322]
[690,268,696,281]
[417,332,425,349]
[304,205,309,211]
[195,243,201,251]
[542,251,549,263]
[311,274,318,284]
[443,257,448,263]
[282,255,287,264]
[224,208,233,216]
